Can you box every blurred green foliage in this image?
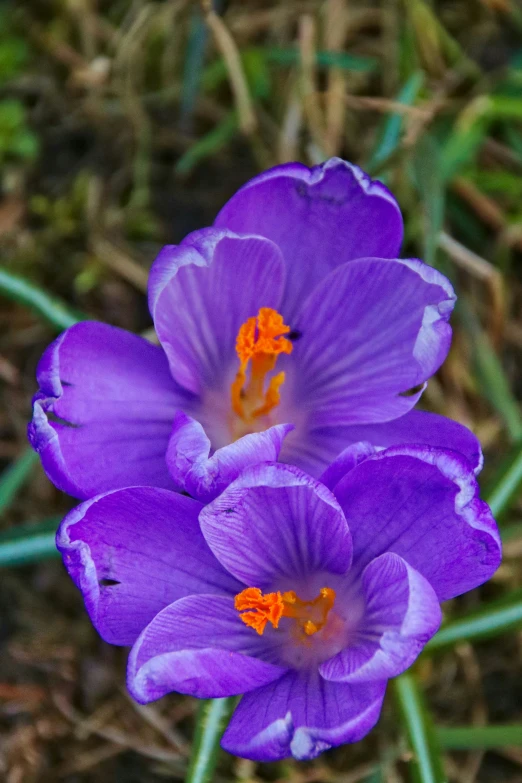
[0,7,29,83]
[0,99,38,164]
[0,6,38,164]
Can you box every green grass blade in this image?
[369,71,424,168]
[472,334,522,441]
[175,112,238,175]
[0,517,60,567]
[426,590,522,651]
[266,47,377,72]
[203,47,375,99]
[442,96,522,182]
[394,673,446,783]
[457,301,522,442]
[0,267,83,331]
[437,724,522,749]
[413,134,446,269]
[180,10,209,127]
[186,697,236,783]
[503,124,522,161]
[0,448,39,515]
[363,772,384,783]
[441,116,488,183]
[484,442,522,522]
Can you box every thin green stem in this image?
[437,724,522,749]
[186,697,235,783]
[0,448,39,515]
[0,517,61,567]
[394,673,446,783]
[484,442,522,522]
[426,589,522,651]
[368,71,424,169]
[0,267,83,331]
[458,300,522,443]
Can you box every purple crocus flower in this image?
[57,444,500,761]
[29,159,481,504]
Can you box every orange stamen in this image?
[234,586,336,637]
[231,308,293,424]
[234,587,284,635]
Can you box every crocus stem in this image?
[394,673,446,783]
[186,697,236,783]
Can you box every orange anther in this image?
[231,308,293,425]
[234,587,285,635]
[236,308,293,367]
[235,586,336,638]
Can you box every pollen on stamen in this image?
[235,586,336,638]
[231,308,294,425]
[236,308,293,368]
[234,587,285,635]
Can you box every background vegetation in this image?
[1,0,522,781]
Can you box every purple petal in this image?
[149,228,285,395]
[222,669,386,761]
[214,158,403,321]
[320,553,441,683]
[199,463,352,588]
[280,258,455,451]
[57,487,242,646]
[28,322,187,499]
[319,410,483,491]
[333,446,501,601]
[319,442,377,491]
[127,594,287,702]
[166,411,294,503]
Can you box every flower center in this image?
[234,586,336,637]
[230,308,293,425]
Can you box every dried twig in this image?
[204,5,256,134]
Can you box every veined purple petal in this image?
[362,410,483,473]
[333,446,501,601]
[222,669,386,762]
[166,411,294,503]
[57,487,242,646]
[28,322,187,499]
[320,553,441,683]
[127,595,287,702]
[319,442,377,491]
[280,258,455,441]
[214,158,403,321]
[149,228,285,395]
[199,463,352,588]
[319,410,483,491]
